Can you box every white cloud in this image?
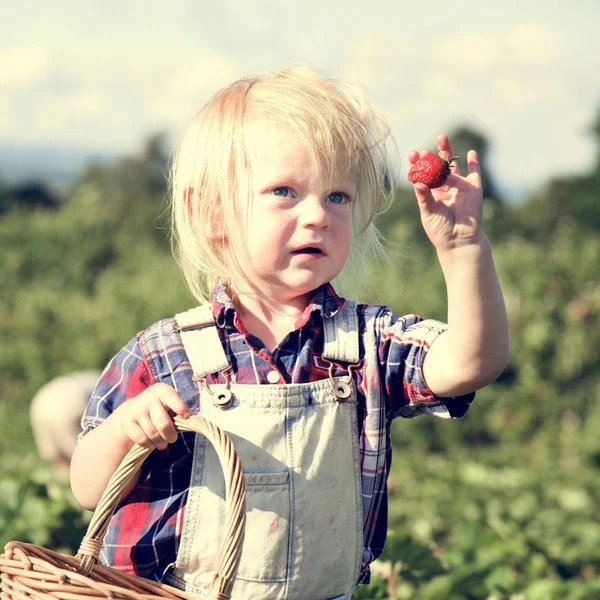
[0,45,241,150]
[150,54,241,125]
[432,24,563,71]
[506,23,563,64]
[0,48,49,86]
[0,2,599,192]
[338,22,599,190]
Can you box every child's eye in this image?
[271,186,293,198]
[327,192,350,205]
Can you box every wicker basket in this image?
[0,415,246,600]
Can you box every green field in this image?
[2,124,600,599]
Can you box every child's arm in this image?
[70,384,192,511]
[410,134,509,397]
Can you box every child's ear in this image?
[185,187,226,241]
[206,210,225,241]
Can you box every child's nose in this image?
[299,196,330,229]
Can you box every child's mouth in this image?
[292,247,324,255]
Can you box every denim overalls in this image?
[164,300,363,599]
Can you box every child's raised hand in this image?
[408,134,484,253]
[116,383,193,450]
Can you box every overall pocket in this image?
[236,471,290,582]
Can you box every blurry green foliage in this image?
[2,109,600,599]
[0,454,90,554]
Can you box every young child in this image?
[30,370,101,472]
[70,66,508,599]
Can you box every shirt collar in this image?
[209,281,346,329]
[305,283,345,319]
[209,281,237,327]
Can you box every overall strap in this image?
[322,300,360,364]
[175,305,230,378]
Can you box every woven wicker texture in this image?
[1,415,246,600]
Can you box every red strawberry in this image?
[407,154,457,189]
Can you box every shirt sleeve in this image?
[79,335,155,439]
[378,311,475,419]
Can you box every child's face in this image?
[238,126,354,302]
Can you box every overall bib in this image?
[164,301,363,599]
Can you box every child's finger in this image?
[123,419,159,450]
[150,400,179,445]
[408,150,420,165]
[466,150,481,178]
[437,134,461,176]
[137,414,168,450]
[413,182,438,219]
[154,383,193,418]
[465,150,482,193]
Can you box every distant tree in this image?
[68,134,171,246]
[140,133,171,192]
[0,180,10,214]
[0,182,59,214]
[589,102,600,171]
[13,183,59,210]
[513,104,600,238]
[448,125,502,203]
[444,125,515,242]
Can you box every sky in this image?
[1,0,599,198]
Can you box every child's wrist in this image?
[436,235,492,271]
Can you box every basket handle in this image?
[75,414,246,600]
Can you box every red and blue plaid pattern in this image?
[81,282,474,584]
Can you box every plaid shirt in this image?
[81,282,474,585]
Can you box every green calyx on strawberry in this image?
[407,154,458,189]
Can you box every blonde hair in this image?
[169,65,397,303]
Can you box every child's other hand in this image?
[409,134,483,253]
[116,384,193,450]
